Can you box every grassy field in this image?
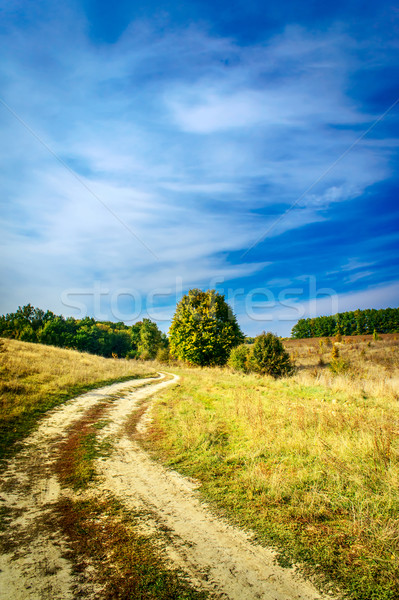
[1,334,398,598]
[0,337,155,460]
[149,334,399,600]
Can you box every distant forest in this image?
[291,307,399,339]
[0,305,168,359]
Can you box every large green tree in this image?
[169,289,244,366]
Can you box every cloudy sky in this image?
[1,0,398,336]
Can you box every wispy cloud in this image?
[0,3,398,332]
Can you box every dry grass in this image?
[285,333,399,402]
[149,335,399,600]
[0,337,154,460]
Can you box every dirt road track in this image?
[0,373,330,600]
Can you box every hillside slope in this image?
[0,338,155,459]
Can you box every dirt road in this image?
[0,373,329,599]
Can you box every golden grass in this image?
[0,337,155,459]
[285,333,399,401]
[149,335,399,600]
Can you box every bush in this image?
[329,358,350,374]
[249,332,293,378]
[228,344,250,372]
[138,349,152,361]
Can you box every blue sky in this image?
[1,0,398,336]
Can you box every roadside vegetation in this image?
[228,332,293,377]
[149,333,399,600]
[0,337,155,461]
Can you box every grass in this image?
[148,334,399,600]
[55,400,114,489]
[285,333,399,402]
[54,496,209,600]
[0,337,155,461]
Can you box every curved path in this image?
[0,373,330,600]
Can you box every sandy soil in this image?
[0,373,332,600]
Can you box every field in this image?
[0,337,155,460]
[149,333,399,599]
[0,334,398,599]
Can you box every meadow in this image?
[0,337,155,460]
[149,334,399,600]
[1,333,398,598]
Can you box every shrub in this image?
[373,329,380,341]
[228,344,251,372]
[138,349,152,361]
[331,344,339,360]
[249,332,293,378]
[329,358,350,374]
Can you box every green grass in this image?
[148,366,399,600]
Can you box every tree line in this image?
[291,307,399,339]
[0,292,293,377]
[0,304,168,359]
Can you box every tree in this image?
[137,318,164,359]
[169,289,244,366]
[249,332,293,377]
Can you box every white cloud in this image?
[0,12,396,325]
